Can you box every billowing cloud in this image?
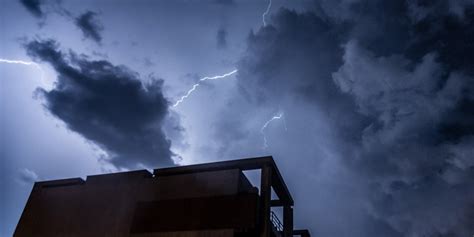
[211,1,474,236]
[7,1,474,236]
[75,11,104,43]
[24,39,176,169]
[334,40,474,236]
[19,0,44,18]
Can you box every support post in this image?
[260,165,272,237]
[283,206,293,237]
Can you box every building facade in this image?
[15,156,311,237]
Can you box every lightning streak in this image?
[262,0,272,27]
[260,112,286,149]
[0,58,46,86]
[172,69,238,107]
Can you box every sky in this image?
[1,0,474,236]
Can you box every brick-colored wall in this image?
[14,169,257,237]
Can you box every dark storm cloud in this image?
[333,40,474,235]
[214,1,474,236]
[75,11,104,43]
[238,10,345,104]
[216,27,227,49]
[24,39,176,169]
[235,9,363,137]
[19,0,44,18]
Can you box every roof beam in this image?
[153,156,294,205]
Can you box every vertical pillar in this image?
[260,165,272,237]
[283,206,293,237]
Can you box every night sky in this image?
[1,0,474,236]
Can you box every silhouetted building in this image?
[15,156,311,237]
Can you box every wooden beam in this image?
[268,159,294,206]
[270,200,284,207]
[260,165,272,237]
[154,156,274,176]
[283,206,293,237]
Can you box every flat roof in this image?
[154,156,294,205]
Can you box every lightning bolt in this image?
[172,69,238,107]
[262,0,272,27]
[260,112,286,149]
[0,58,46,86]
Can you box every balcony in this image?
[270,210,283,237]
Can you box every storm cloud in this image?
[19,0,44,18]
[334,40,474,236]
[24,39,176,169]
[4,1,474,236]
[213,1,474,236]
[75,11,104,43]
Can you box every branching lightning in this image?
[172,69,238,107]
[262,0,272,27]
[0,58,46,86]
[260,112,286,149]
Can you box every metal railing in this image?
[270,210,283,232]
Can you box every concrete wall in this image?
[14,169,257,237]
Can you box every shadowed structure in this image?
[14,156,311,237]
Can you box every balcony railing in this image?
[270,210,283,232]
